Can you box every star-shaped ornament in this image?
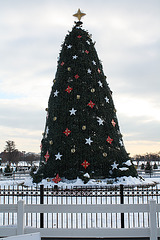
[73,55,78,59]
[54,90,59,97]
[85,50,89,54]
[77,35,82,39]
[98,68,101,73]
[67,45,72,49]
[105,97,109,103]
[87,69,91,74]
[81,160,90,169]
[69,108,77,115]
[55,152,62,160]
[97,117,104,125]
[87,100,95,108]
[73,9,86,21]
[111,119,116,127]
[52,174,61,183]
[85,137,93,145]
[112,162,119,169]
[63,128,71,136]
[98,81,103,87]
[106,136,113,144]
[61,62,64,66]
[65,86,73,93]
[44,151,50,162]
[92,60,96,65]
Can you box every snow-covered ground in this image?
[0,175,159,188]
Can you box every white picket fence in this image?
[0,199,160,240]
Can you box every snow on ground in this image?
[0,175,159,188]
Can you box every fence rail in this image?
[0,199,160,240]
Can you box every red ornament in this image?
[63,128,71,136]
[87,100,95,108]
[44,151,50,162]
[111,119,116,127]
[106,136,113,144]
[61,62,64,66]
[77,35,82,38]
[74,74,79,79]
[98,68,101,73]
[81,160,90,169]
[52,174,61,183]
[85,50,89,54]
[65,86,73,93]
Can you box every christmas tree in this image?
[33,9,137,183]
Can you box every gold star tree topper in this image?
[73,9,86,21]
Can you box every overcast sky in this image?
[0,0,160,156]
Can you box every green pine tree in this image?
[153,162,158,169]
[33,11,137,183]
[145,161,152,173]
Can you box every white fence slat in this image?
[0,232,40,240]
[0,227,17,237]
[157,203,160,211]
[24,203,149,214]
[0,205,17,213]
[24,227,150,238]
[17,200,25,235]
[149,199,157,240]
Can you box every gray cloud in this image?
[0,0,160,155]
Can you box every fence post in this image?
[149,199,157,240]
[17,200,25,235]
[120,184,124,228]
[40,184,44,228]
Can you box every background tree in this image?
[23,152,40,166]
[153,162,158,169]
[141,163,145,170]
[145,161,152,174]
[134,152,160,167]
[2,140,21,166]
[4,164,13,176]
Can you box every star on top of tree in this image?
[73,9,86,21]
